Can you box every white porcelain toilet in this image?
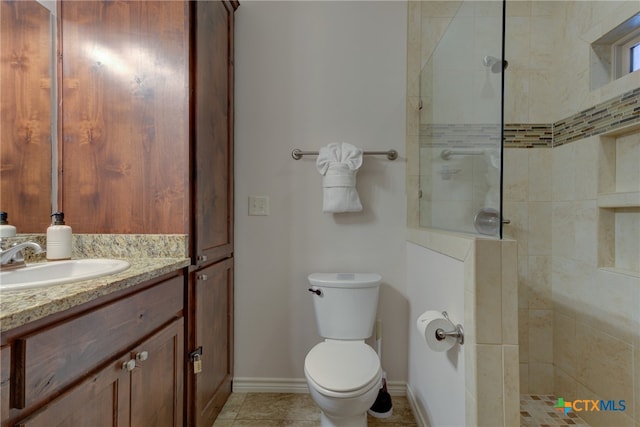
[304,273,383,427]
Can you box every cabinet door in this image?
[14,357,130,427]
[130,318,184,427]
[190,258,233,426]
[193,0,235,264]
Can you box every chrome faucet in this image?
[0,241,44,269]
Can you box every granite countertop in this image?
[0,234,191,333]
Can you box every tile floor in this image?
[520,394,590,427]
[212,393,418,427]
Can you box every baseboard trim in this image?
[232,377,407,396]
[406,384,428,427]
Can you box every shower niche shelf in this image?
[596,127,639,277]
[597,191,640,208]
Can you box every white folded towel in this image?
[316,142,363,213]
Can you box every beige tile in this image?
[552,366,576,401]
[236,393,320,422]
[573,200,598,266]
[551,201,575,260]
[519,363,529,394]
[597,207,615,268]
[215,393,418,427]
[503,149,529,202]
[577,268,637,343]
[518,254,529,309]
[518,309,529,363]
[574,381,636,427]
[217,393,248,420]
[575,323,634,410]
[528,202,552,256]
[528,256,551,309]
[502,345,520,427]
[475,344,504,427]
[367,396,417,426]
[465,333,477,401]
[475,239,502,344]
[574,137,600,200]
[598,136,617,194]
[553,311,576,378]
[635,330,640,427]
[501,240,518,345]
[502,201,529,258]
[528,362,553,395]
[615,210,640,272]
[231,421,319,427]
[615,132,640,193]
[528,148,552,202]
[528,309,553,364]
[552,142,576,202]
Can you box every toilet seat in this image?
[304,340,381,398]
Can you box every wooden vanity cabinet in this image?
[0,272,185,427]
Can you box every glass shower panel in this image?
[419,1,505,237]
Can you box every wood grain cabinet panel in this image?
[193,0,235,265]
[1,274,184,427]
[189,258,234,426]
[13,275,182,410]
[14,319,183,427]
[1,346,10,419]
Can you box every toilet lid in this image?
[304,341,380,393]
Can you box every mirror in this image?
[0,0,57,233]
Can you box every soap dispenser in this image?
[47,212,72,261]
[0,212,17,238]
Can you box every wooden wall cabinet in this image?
[1,273,185,427]
[2,0,236,424]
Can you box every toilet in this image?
[304,273,383,427]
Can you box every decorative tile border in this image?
[504,124,553,148]
[420,88,640,149]
[553,87,640,146]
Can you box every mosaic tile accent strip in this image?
[520,394,590,427]
[419,88,640,149]
[553,87,640,146]
[419,123,501,148]
[504,124,553,148]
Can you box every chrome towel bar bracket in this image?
[291,148,398,161]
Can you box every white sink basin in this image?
[0,259,130,291]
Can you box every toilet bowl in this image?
[304,273,383,427]
[305,340,382,427]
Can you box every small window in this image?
[617,31,640,76]
[629,40,640,72]
[590,14,640,90]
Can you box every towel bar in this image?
[291,148,398,161]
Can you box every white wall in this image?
[234,1,408,386]
[407,242,466,427]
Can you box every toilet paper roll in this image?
[416,310,457,352]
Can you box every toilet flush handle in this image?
[308,288,322,296]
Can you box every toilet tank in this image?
[307,273,381,340]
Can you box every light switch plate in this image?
[248,196,269,216]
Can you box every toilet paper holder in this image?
[435,311,464,346]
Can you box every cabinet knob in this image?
[122,359,136,372]
[135,351,149,362]
[197,255,208,262]
[197,274,208,281]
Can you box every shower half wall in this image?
[405,2,518,426]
